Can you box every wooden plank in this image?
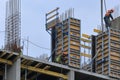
[70,45,79,50]
[21,65,68,79]
[70,25,80,30]
[0,52,6,57]
[94,29,101,33]
[80,53,91,58]
[82,34,91,39]
[81,44,91,49]
[80,38,91,43]
[0,58,13,65]
[6,53,13,59]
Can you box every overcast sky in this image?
[0,0,120,57]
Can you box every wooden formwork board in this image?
[97,36,108,44]
[56,52,62,55]
[57,45,62,50]
[56,48,62,52]
[97,49,108,57]
[71,39,80,43]
[110,64,120,70]
[57,33,62,38]
[110,36,120,41]
[80,38,91,43]
[111,68,120,75]
[64,38,68,42]
[111,60,120,67]
[80,53,91,58]
[64,28,68,32]
[71,28,80,33]
[110,30,120,35]
[63,37,68,43]
[97,34,108,40]
[82,33,91,39]
[110,51,120,57]
[63,47,68,51]
[110,56,120,61]
[70,45,80,50]
[57,32,62,35]
[57,42,62,46]
[69,63,80,68]
[70,58,80,62]
[81,44,91,49]
[96,53,108,61]
[64,42,68,46]
[96,61,108,68]
[70,54,80,59]
[111,43,120,48]
[70,32,80,37]
[63,25,68,29]
[110,73,120,79]
[56,51,62,55]
[70,41,80,46]
[63,36,68,40]
[57,28,62,33]
[70,25,80,30]
[70,18,80,24]
[96,69,108,75]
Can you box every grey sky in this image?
[0,0,120,57]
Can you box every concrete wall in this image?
[68,70,75,80]
[111,16,120,30]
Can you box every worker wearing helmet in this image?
[104,9,114,31]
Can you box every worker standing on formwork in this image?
[104,9,114,32]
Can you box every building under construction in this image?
[0,0,120,80]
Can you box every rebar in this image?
[5,0,21,53]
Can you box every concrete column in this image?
[7,58,21,80]
[68,70,75,80]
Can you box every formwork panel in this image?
[95,29,120,79]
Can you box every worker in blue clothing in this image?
[104,9,114,31]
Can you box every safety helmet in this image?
[107,10,111,13]
[110,9,114,13]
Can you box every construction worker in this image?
[104,9,114,31]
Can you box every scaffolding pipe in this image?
[25,69,27,80]
[101,0,104,32]
[4,64,7,80]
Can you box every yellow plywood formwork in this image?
[70,54,80,59]
[70,45,79,50]
[94,29,101,33]
[70,25,80,30]
[0,58,13,65]
[0,56,68,80]
[80,38,91,43]
[82,33,91,39]
[70,41,80,46]
[111,36,119,41]
[81,44,91,49]
[110,52,120,57]
[80,53,91,58]
[70,18,80,24]
[96,29,120,79]
[21,65,68,80]
[70,32,80,37]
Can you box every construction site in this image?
[0,0,120,80]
